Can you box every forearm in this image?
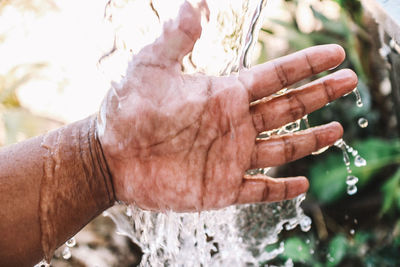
[0,116,115,266]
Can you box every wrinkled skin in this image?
[98,1,358,212]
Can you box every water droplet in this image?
[66,237,76,248]
[353,88,363,107]
[300,216,312,232]
[344,214,349,220]
[62,246,71,260]
[346,166,352,174]
[298,245,303,251]
[354,155,367,167]
[306,239,310,244]
[358,117,368,128]
[350,229,355,235]
[310,249,314,254]
[351,150,358,157]
[343,151,350,166]
[347,185,358,195]
[354,219,358,224]
[346,175,359,186]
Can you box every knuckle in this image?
[252,113,266,133]
[273,61,289,88]
[322,80,335,102]
[286,93,306,121]
[282,136,295,162]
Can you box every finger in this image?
[236,175,309,204]
[239,44,346,102]
[150,1,207,64]
[251,122,343,168]
[251,69,357,132]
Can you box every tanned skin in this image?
[0,2,357,266]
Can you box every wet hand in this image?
[97,2,358,212]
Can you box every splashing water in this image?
[99,0,314,265]
[334,138,367,195]
[332,84,369,196]
[105,194,310,265]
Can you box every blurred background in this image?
[1,0,399,266]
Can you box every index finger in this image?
[238,44,346,102]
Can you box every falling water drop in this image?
[66,237,76,248]
[347,185,358,195]
[346,166,352,174]
[62,246,72,260]
[299,215,312,232]
[353,88,363,107]
[346,175,359,186]
[354,155,367,167]
[350,229,355,235]
[358,117,368,128]
[351,150,358,157]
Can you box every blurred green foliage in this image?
[260,0,400,265]
[0,63,62,146]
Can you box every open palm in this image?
[97,2,357,212]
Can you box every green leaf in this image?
[260,28,274,35]
[327,235,348,266]
[310,139,400,204]
[281,237,312,263]
[381,168,400,215]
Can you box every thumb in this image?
[150,1,208,64]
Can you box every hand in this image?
[97,2,357,212]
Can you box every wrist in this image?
[91,116,116,206]
[39,115,115,261]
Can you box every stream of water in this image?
[99,0,312,266]
[42,0,369,265]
